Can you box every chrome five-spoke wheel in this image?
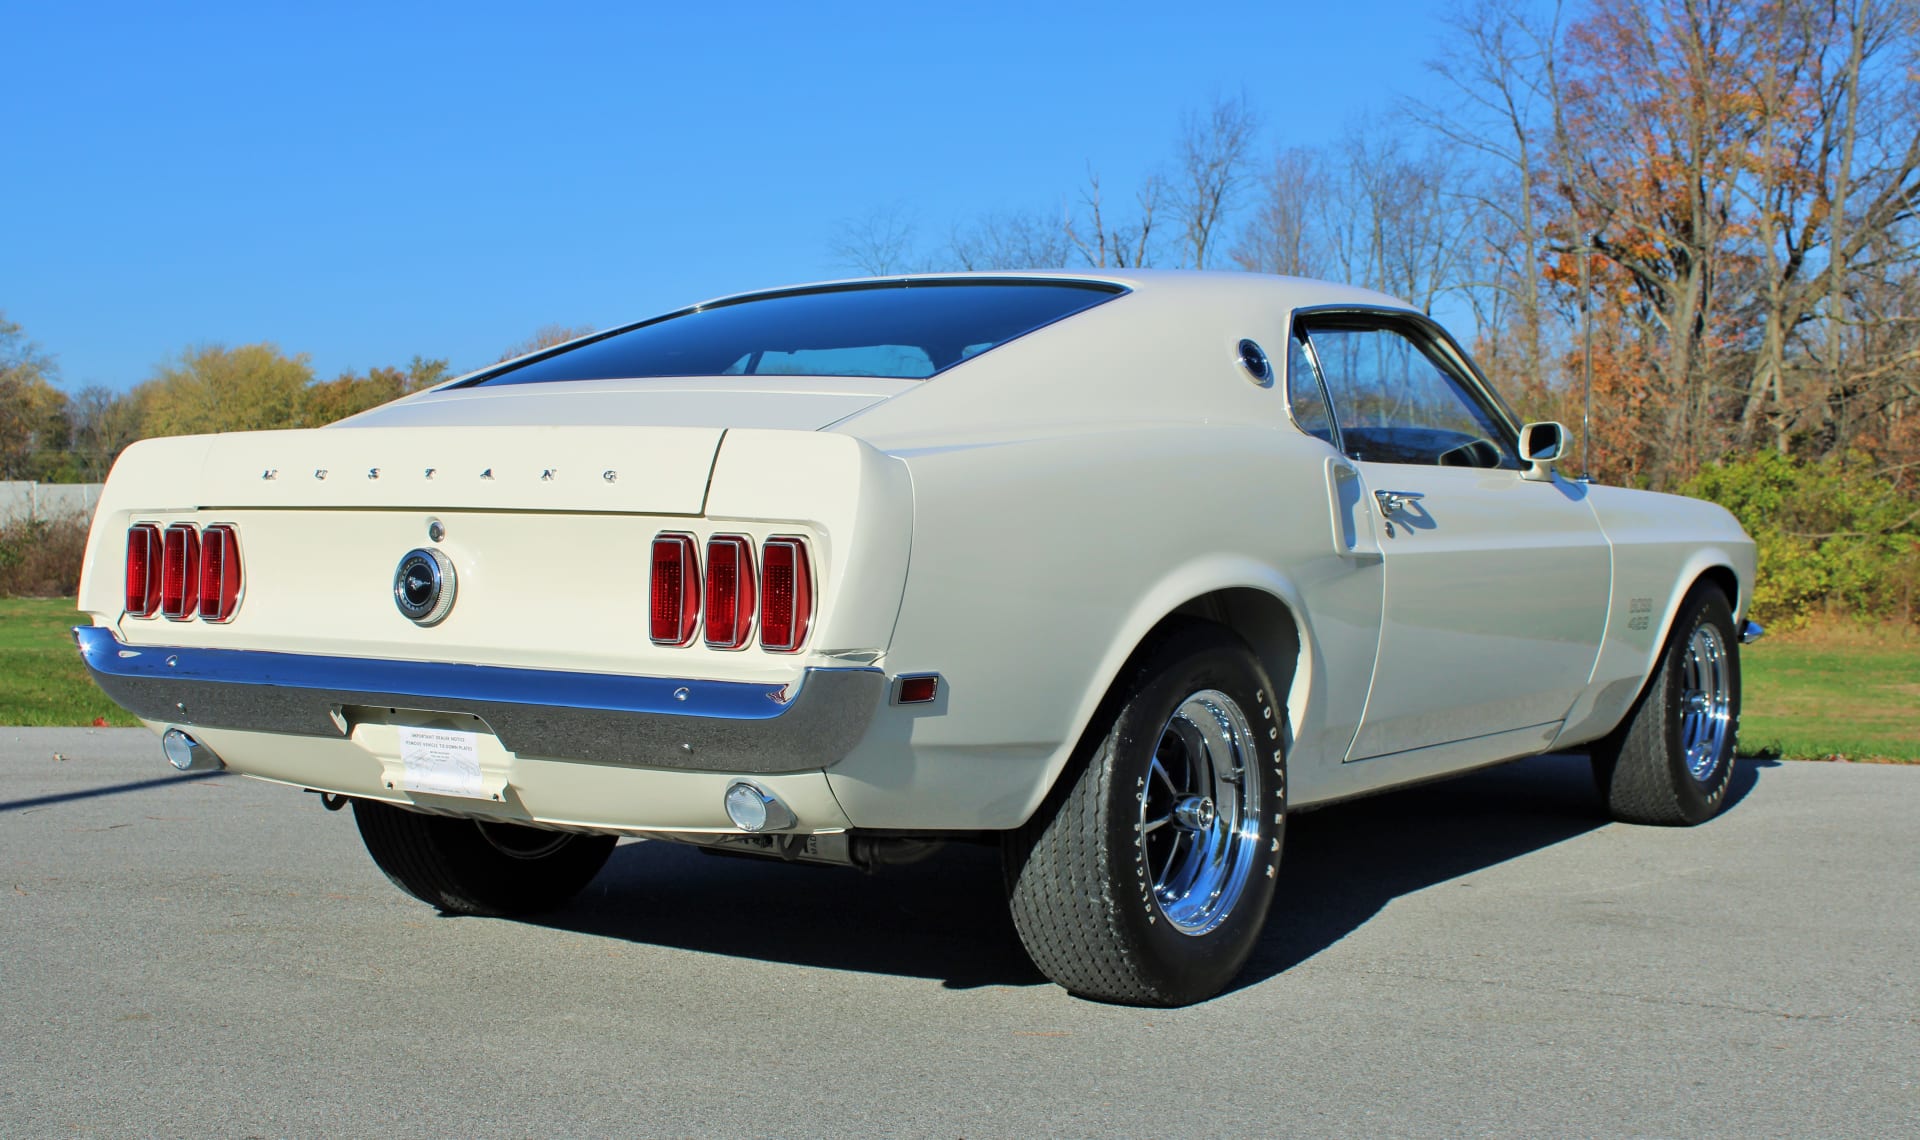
[1140,690,1263,936]
[1005,624,1286,1005]
[1592,584,1742,827]
[1679,624,1732,782]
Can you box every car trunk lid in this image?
[181,424,721,514]
[336,376,913,434]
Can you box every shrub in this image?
[1683,452,1920,631]
[0,515,91,598]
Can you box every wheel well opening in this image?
[1165,588,1303,725]
[1696,565,1740,614]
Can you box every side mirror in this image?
[1518,421,1566,482]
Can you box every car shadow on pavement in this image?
[532,754,1775,995]
[0,770,228,814]
[1228,753,1774,996]
[537,832,1043,990]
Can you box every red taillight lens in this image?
[650,534,701,646]
[703,536,757,650]
[759,537,813,653]
[160,524,200,620]
[897,675,940,704]
[125,524,161,617]
[197,525,242,622]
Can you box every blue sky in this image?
[5,1,1477,391]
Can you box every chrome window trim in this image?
[1283,325,1345,457]
[460,277,1134,387]
[1291,304,1523,464]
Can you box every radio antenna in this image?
[1580,233,1595,483]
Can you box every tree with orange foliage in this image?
[1537,0,1920,489]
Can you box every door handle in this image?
[1373,489,1423,516]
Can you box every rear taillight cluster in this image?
[125,523,242,622]
[651,533,812,652]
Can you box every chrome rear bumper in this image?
[74,626,883,774]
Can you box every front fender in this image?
[1555,485,1757,748]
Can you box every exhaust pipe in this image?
[161,728,225,773]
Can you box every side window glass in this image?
[1285,335,1335,446]
[1299,323,1517,469]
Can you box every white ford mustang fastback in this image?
[76,271,1759,1005]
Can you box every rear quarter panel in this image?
[827,422,1370,830]
[826,276,1411,829]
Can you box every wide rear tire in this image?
[352,799,616,916]
[1004,625,1285,1006]
[1591,585,1742,826]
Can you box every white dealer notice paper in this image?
[397,727,487,798]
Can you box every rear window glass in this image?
[469,280,1124,385]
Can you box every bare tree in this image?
[1806,0,1920,460]
[1230,148,1324,277]
[1173,94,1260,269]
[1066,168,1164,268]
[829,203,922,276]
[64,385,140,481]
[949,207,1074,270]
[1413,0,1565,385]
[1311,128,1479,313]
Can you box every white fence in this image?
[0,481,104,523]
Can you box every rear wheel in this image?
[351,799,616,915]
[1004,625,1285,1006]
[1592,585,1742,826]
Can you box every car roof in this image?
[684,268,1417,319]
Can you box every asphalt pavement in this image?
[3,727,1915,1138]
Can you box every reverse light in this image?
[759,537,813,653]
[159,524,200,620]
[197,525,242,622]
[703,535,757,650]
[650,533,701,646]
[125,524,161,617]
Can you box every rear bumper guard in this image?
[74,626,883,774]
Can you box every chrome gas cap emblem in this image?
[393,547,457,626]
[1236,339,1273,386]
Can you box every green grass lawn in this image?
[3,595,1914,760]
[0,597,140,726]
[1739,628,1920,762]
